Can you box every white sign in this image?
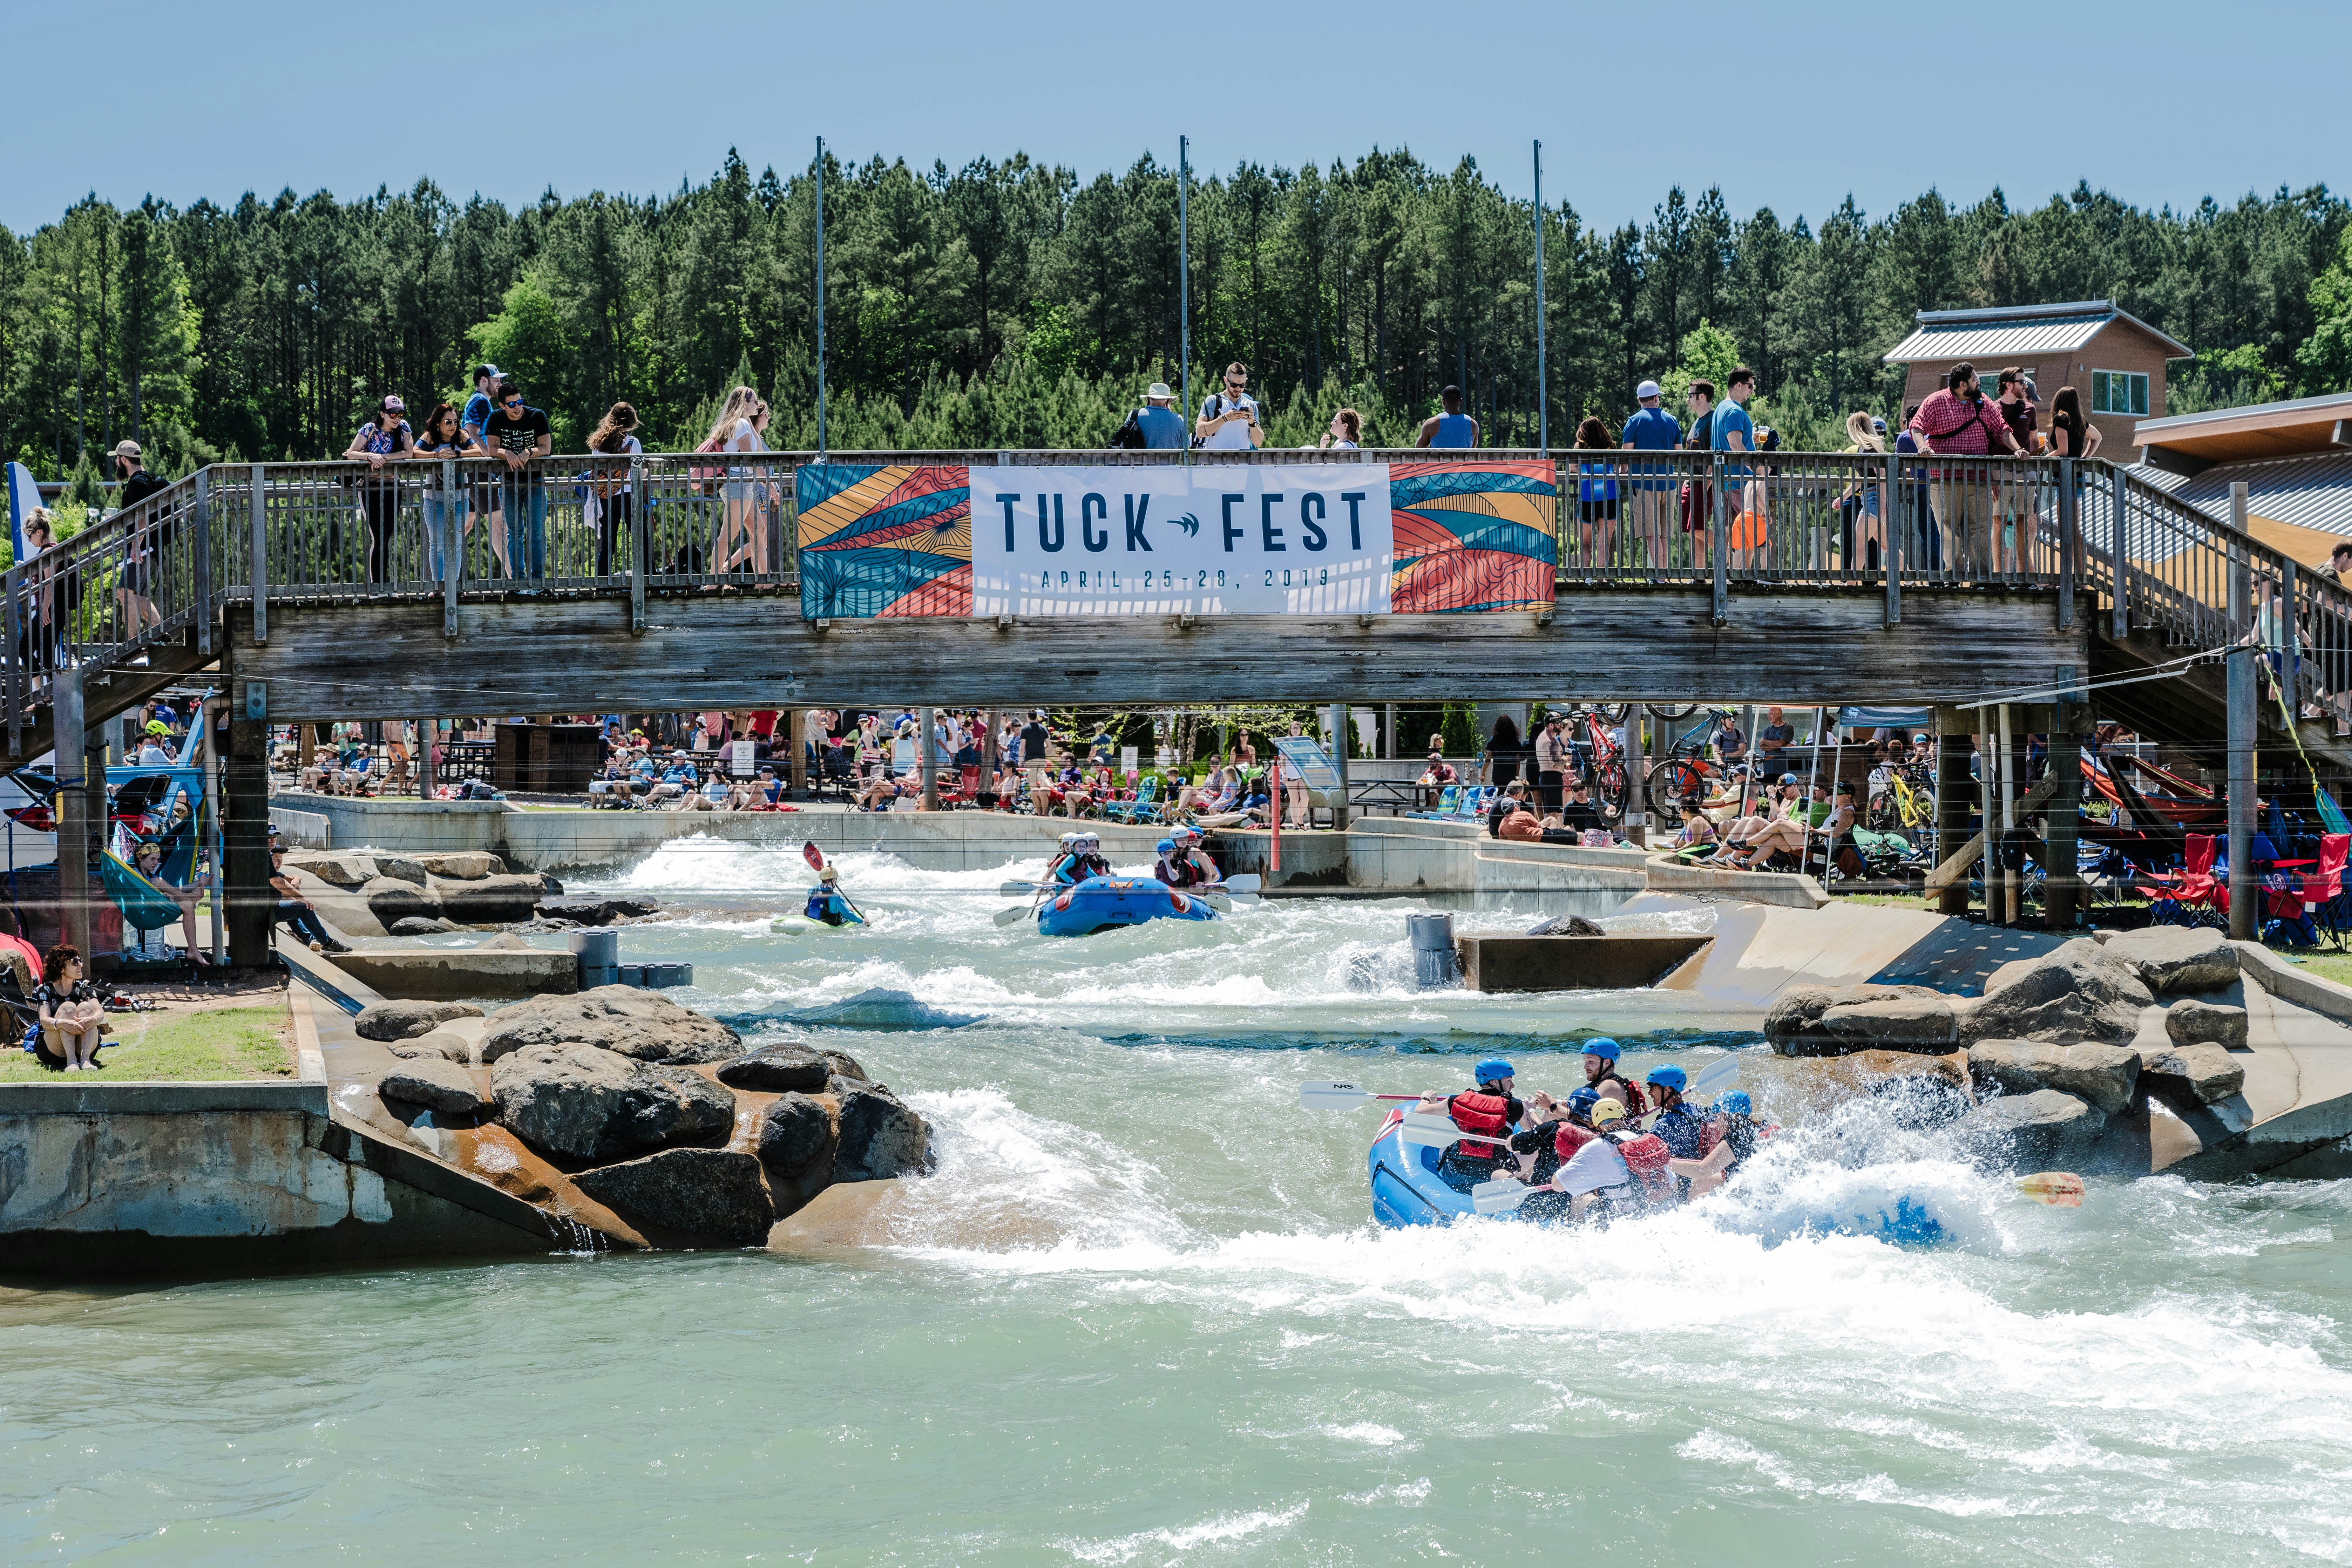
[971,464,1394,615]
[1119,745,1139,774]
[730,739,755,775]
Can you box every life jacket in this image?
[1083,854,1113,878]
[1606,1129,1676,1202]
[1591,1077,1649,1120]
[1050,854,1085,886]
[1553,1121,1597,1161]
[1155,857,1203,888]
[1446,1092,1512,1161]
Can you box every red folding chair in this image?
[2140,833,2223,927]
[2302,833,2350,945]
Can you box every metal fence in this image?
[2,446,2310,748]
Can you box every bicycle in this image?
[1595,701,1702,726]
[1646,707,1741,806]
[1570,707,1630,821]
[1866,761,1936,835]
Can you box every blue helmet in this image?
[1645,1064,1688,1092]
[1581,1037,1621,1062]
[1157,838,1177,853]
[1716,1091,1753,1116]
[1474,1058,1516,1085]
[1565,1086,1601,1120]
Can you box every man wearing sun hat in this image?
[1134,381,1188,449]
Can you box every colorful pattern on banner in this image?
[797,463,974,618]
[796,459,1555,619]
[1388,459,1559,612]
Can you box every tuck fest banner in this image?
[795,460,1557,619]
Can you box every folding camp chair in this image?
[2140,833,2224,928]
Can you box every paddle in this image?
[1398,1112,1511,1149]
[991,903,1036,928]
[1300,1081,1427,1110]
[1689,1054,1743,1101]
[2015,1171,2085,1207]
[1473,1177,1539,1215]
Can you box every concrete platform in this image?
[1455,934,1714,993]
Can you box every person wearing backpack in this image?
[1195,363,1262,450]
[1125,381,1188,449]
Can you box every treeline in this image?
[2,146,2350,480]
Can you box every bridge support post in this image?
[54,668,91,962]
[1935,707,1972,917]
[2047,672,2082,930]
[791,707,810,799]
[1627,705,1648,846]
[2228,486,2256,941]
[416,719,436,798]
[1327,703,1350,829]
[225,712,274,968]
[977,709,996,808]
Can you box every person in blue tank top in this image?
[1416,384,1480,449]
[1134,382,1189,449]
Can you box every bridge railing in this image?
[10,446,2334,754]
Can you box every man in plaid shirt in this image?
[1909,361,2026,579]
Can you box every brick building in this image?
[1883,300,2192,459]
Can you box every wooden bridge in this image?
[5,445,2339,958]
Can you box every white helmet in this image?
[1080,833,1100,849]
[1058,832,1078,847]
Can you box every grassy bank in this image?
[0,1005,293,1084]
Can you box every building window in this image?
[2092,370,2149,417]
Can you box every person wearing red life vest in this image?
[1414,1058,1523,1192]
[1543,1098,1675,1218]
[1578,1037,1648,1121]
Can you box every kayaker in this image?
[804,865,858,927]
[1579,1038,1648,1119]
[1415,1058,1523,1192]
[1152,837,1205,888]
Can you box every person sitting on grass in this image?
[36,944,106,1072]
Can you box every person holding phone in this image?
[1195,362,1262,450]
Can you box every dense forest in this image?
[4,145,2350,486]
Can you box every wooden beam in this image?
[1922,770,2062,894]
[224,591,2093,721]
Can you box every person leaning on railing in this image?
[1907,361,2025,582]
[343,394,414,584]
[412,400,481,581]
[483,383,554,581]
[1620,380,1682,571]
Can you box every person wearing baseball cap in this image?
[1134,382,1187,449]
[1621,377,1683,568]
[111,437,170,633]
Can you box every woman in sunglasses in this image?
[411,400,480,580]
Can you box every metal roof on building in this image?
[2132,450,2352,537]
[1883,298,2194,364]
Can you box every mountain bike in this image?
[1646,707,1741,806]
[1570,707,1630,821]
[1865,761,1936,834]
[1595,701,1702,725]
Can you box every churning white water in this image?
[4,836,2348,1564]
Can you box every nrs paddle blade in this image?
[1690,1054,1742,1099]
[991,905,1034,928]
[1300,1081,1382,1109]
[801,840,826,872]
[2016,1171,2085,1207]
[1399,1112,1512,1149]
[1471,1178,1533,1215]
[1218,874,1262,894]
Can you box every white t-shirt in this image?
[728,418,764,454]
[136,742,174,767]
[1200,393,1260,450]
[1554,1137,1632,1197]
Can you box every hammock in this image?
[98,850,187,931]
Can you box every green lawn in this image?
[0,1005,293,1084]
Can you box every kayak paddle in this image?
[1689,1054,1743,1100]
[1472,1177,1537,1215]
[2015,1171,2085,1207]
[1398,1112,1511,1149]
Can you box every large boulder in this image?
[1815,995,1960,1049]
[387,1030,474,1064]
[831,1087,933,1183]
[285,851,375,889]
[572,1149,773,1246]
[2143,1042,2248,1106]
[716,1045,832,1094]
[490,1044,737,1162]
[757,1093,833,1175]
[355,999,486,1042]
[438,873,554,925]
[1956,1088,2107,1169]
[1960,940,2151,1046]
[378,1056,494,1116]
[1802,1048,1972,1128]
[1765,984,1953,1054]
[1967,1039,2141,1114]
[371,855,431,888]
[480,986,741,1066]
[362,876,443,927]
[2165,998,2249,1051]
[389,915,463,936]
[2103,926,2241,996]
[537,898,663,926]
[418,851,501,880]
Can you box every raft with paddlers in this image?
[1035,874,1222,937]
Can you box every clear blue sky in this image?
[4,0,2342,235]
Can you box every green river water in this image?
[4,836,2350,1564]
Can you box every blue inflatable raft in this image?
[1365,1109,1944,1243]
[1036,874,1220,938]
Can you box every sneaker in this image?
[309,939,324,952]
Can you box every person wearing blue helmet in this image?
[1577,1037,1647,1120]
[1152,834,1207,889]
[1644,1064,1706,1162]
[1415,1058,1524,1193]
